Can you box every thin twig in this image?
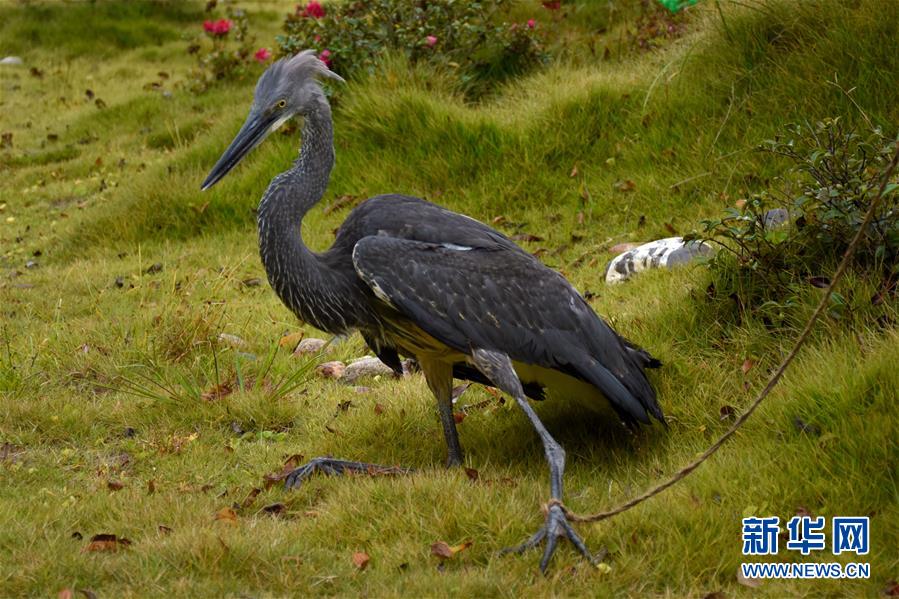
[554,139,899,525]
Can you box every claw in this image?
[282,457,410,490]
[503,503,596,572]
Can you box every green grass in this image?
[1,0,897,596]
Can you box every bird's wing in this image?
[352,236,663,426]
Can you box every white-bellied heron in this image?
[202,50,664,571]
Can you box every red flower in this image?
[542,1,561,9]
[204,18,231,36]
[254,47,272,63]
[319,49,332,66]
[300,1,325,18]
[527,18,536,29]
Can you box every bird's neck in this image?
[256,96,355,334]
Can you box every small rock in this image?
[0,56,24,66]
[25,260,38,269]
[294,337,327,355]
[763,208,790,228]
[343,356,396,382]
[217,333,246,348]
[317,361,346,379]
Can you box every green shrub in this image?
[689,119,898,321]
[276,0,547,99]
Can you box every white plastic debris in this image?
[605,237,712,284]
[0,57,24,66]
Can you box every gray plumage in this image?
[202,50,664,571]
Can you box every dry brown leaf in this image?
[464,467,479,482]
[511,233,544,242]
[613,179,636,192]
[569,164,578,178]
[241,487,261,508]
[106,479,125,491]
[58,589,74,599]
[430,540,472,560]
[278,331,305,351]
[262,502,287,516]
[213,507,238,524]
[147,479,156,495]
[263,454,304,488]
[83,533,132,552]
[453,412,465,424]
[374,403,385,415]
[201,380,234,402]
[352,551,370,570]
[158,525,173,535]
[741,359,754,375]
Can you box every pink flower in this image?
[314,34,321,43]
[319,49,332,66]
[254,47,272,63]
[425,35,438,47]
[527,18,536,29]
[204,18,231,36]
[300,1,325,18]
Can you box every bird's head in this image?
[201,49,344,190]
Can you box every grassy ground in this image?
[1,0,897,596]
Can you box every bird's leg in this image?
[283,457,410,490]
[471,348,595,573]
[420,357,464,468]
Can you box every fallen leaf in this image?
[58,589,74,599]
[453,412,465,424]
[201,380,233,402]
[883,581,899,596]
[145,262,163,275]
[511,233,544,242]
[352,551,370,570]
[262,502,287,516]
[491,215,507,225]
[741,359,754,375]
[613,179,636,192]
[107,479,125,491]
[664,222,678,235]
[464,467,479,482]
[241,487,261,508]
[278,331,305,351]
[808,276,831,288]
[147,479,156,494]
[263,454,304,488]
[213,507,238,524]
[569,164,578,178]
[430,540,472,560]
[374,403,385,415]
[735,199,747,209]
[158,525,173,535]
[83,533,132,552]
[719,405,736,420]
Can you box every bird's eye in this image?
[277,99,287,109]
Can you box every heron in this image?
[202,50,664,571]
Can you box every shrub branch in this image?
[552,139,899,525]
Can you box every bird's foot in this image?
[501,502,596,573]
[284,457,411,490]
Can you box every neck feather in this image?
[256,95,358,334]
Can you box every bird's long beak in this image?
[201,111,282,191]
